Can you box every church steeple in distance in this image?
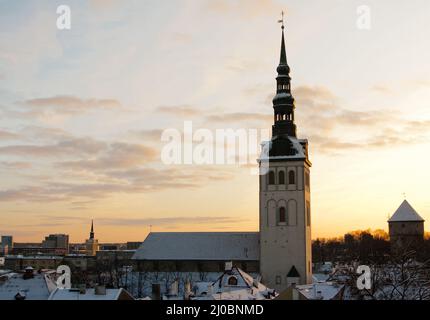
[272,12,296,138]
[90,220,94,240]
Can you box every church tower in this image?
[85,220,99,256]
[258,20,312,292]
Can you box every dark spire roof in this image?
[287,265,300,278]
[276,25,290,77]
[272,19,296,138]
[90,220,94,240]
[279,28,287,65]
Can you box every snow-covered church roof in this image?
[388,200,424,223]
[132,232,259,261]
[191,266,276,300]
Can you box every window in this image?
[288,171,295,185]
[279,207,286,223]
[278,171,285,184]
[268,171,275,185]
[228,276,238,286]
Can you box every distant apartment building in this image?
[0,245,9,256]
[1,236,13,249]
[42,234,69,252]
[11,236,69,256]
[1,236,13,256]
[11,246,67,256]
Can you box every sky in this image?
[1,0,430,243]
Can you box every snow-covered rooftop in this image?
[295,282,344,300]
[190,267,275,300]
[0,272,51,300]
[258,137,309,162]
[388,200,424,222]
[132,232,259,261]
[48,288,132,300]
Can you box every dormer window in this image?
[227,276,238,286]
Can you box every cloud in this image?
[371,85,392,94]
[0,161,32,169]
[98,216,243,227]
[128,129,164,141]
[171,32,193,44]
[106,166,235,191]
[0,166,236,203]
[205,112,272,123]
[0,183,128,202]
[19,126,71,142]
[22,95,122,114]
[89,0,123,10]
[57,142,158,170]
[206,0,282,18]
[295,85,337,102]
[0,129,20,140]
[1,95,123,121]
[23,214,245,230]
[292,85,430,154]
[0,137,106,158]
[156,105,201,117]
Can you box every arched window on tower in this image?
[278,171,285,184]
[279,207,286,224]
[268,171,275,185]
[288,171,295,185]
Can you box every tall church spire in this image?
[272,14,296,138]
[279,21,287,65]
[90,220,94,240]
[259,14,312,290]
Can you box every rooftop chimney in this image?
[95,285,107,295]
[152,283,161,300]
[184,280,192,300]
[169,280,179,296]
[79,284,86,294]
[225,261,233,272]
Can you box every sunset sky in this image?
[1,0,430,243]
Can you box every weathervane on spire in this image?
[402,192,407,200]
[278,10,285,29]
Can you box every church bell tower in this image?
[258,19,312,292]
